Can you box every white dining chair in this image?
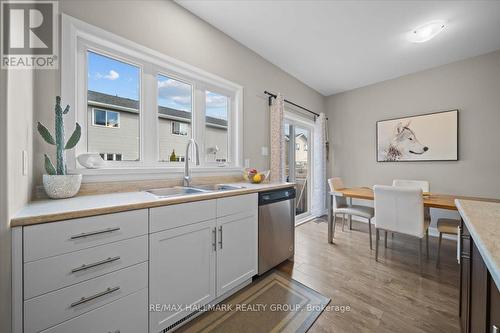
[392,179,429,192]
[373,185,430,272]
[328,177,375,249]
[392,179,431,235]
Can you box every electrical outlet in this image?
[22,150,28,176]
[244,159,250,168]
[261,147,269,156]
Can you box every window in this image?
[66,15,242,172]
[205,91,229,163]
[92,109,120,128]
[304,144,308,151]
[158,74,192,162]
[87,51,140,161]
[296,143,300,150]
[99,153,122,161]
[171,122,189,136]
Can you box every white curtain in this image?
[311,113,328,217]
[269,93,285,183]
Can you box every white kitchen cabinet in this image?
[149,219,217,332]
[39,288,148,333]
[24,262,148,333]
[216,210,258,296]
[149,193,258,332]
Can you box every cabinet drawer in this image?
[40,288,148,333]
[24,209,148,262]
[24,235,148,299]
[150,199,216,233]
[24,262,147,333]
[217,193,258,217]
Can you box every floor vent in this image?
[162,310,199,332]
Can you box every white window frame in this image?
[92,108,121,129]
[61,14,243,179]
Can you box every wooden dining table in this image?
[327,187,500,243]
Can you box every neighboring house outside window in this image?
[87,90,229,163]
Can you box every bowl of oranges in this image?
[243,168,269,184]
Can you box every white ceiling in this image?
[177,0,500,96]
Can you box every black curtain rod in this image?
[264,90,322,118]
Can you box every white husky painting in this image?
[377,110,458,162]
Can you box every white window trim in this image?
[92,108,121,129]
[61,14,244,178]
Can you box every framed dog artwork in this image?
[376,110,458,162]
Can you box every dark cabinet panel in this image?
[470,241,488,333]
[459,219,500,333]
[461,256,470,333]
[460,221,471,333]
[490,278,500,333]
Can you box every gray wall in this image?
[326,49,500,198]
[33,0,325,184]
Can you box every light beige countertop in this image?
[11,182,295,227]
[456,199,500,289]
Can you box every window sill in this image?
[68,166,244,182]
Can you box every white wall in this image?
[327,49,500,198]
[1,69,34,333]
[33,0,325,184]
[0,65,10,333]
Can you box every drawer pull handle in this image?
[108,331,120,333]
[218,226,223,249]
[70,286,120,308]
[71,256,121,273]
[212,228,217,251]
[70,227,120,240]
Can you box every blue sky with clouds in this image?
[87,51,140,100]
[88,51,228,120]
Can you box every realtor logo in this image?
[1,0,58,69]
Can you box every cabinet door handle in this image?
[457,226,461,264]
[70,286,120,307]
[212,227,217,251]
[70,227,120,240]
[71,256,121,273]
[218,226,223,249]
[492,324,499,333]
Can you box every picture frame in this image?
[376,110,459,162]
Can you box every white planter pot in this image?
[43,174,82,199]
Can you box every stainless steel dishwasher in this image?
[258,187,296,275]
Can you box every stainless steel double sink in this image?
[145,184,244,199]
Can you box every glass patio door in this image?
[284,119,312,222]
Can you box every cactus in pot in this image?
[37,96,82,199]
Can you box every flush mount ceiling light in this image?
[407,20,446,43]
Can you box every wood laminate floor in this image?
[277,218,460,333]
